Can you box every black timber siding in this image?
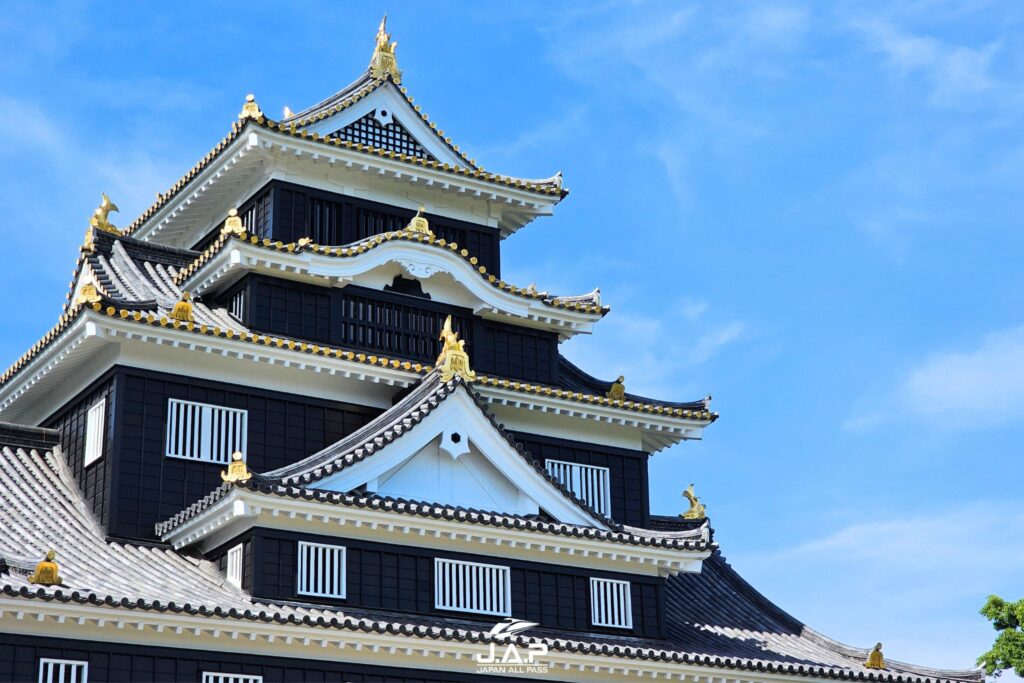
[110,367,380,541]
[43,371,118,528]
[231,275,559,385]
[512,432,651,528]
[192,180,502,275]
[253,529,664,639]
[0,633,536,683]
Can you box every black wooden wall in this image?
[227,275,559,385]
[0,633,536,683]
[192,180,502,276]
[43,371,118,527]
[248,529,664,639]
[512,432,651,528]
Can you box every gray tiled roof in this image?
[0,426,982,682]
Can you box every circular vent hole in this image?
[450,433,462,444]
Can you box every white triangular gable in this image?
[309,387,607,529]
[298,82,468,169]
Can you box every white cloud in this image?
[736,501,1024,672]
[847,324,1024,431]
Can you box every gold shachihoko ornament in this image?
[221,451,252,484]
[681,484,707,520]
[369,15,402,83]
[28,550,61,586]
[865,643,886,669]
[84,193,122,250]
[436,315,476,383]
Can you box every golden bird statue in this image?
[89,193,121,234]
[681,484,707,520]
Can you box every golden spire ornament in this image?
[865,643,886,669]
[221,451,252,484]
[238,93,263,120]
[435,315,476,382]
[369,15,402,83]
[170,291,194,323]
[681,484,707,520]
[606,375,626,401]
[28,550,62,586]
[404,206,433,236]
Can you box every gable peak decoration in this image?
[405,206,433,237]
[238,93,262,120]
[221,451,252,484]
[369,15,402,84]
[436,315,476,382]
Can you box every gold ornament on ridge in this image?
[405,206,433,237]
[170,291,194,323]
[239,93,262,120]
[607,375,626,401]
[436,315,476,383]
[369,15,402,84]
[681,483,707,520]
[865,643,885,669]
[221,451,252,484]
[28,550,62,586]
[221,208,245,236]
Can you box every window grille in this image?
[338,292,471,362]
[434,558,511,616]
[545,460,612,517]
[165,399,247,464]
[296,541,347,599]
[38,658,88,683]
[83,399,105,467]
[201,674,263,683]
[229,289,246,322]
[241,190,272,239]
[226,543,243,588]
[332,112,434,160]
[590,577,632,629]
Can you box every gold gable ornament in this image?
[170,291,194,323]
[28,550,62,586]
[681,483,707,520]
[75,283,102,306]
[84,193,122,250]
[238,93,262,120]
[405,206,433,237]
[865,643,886,669]
[436,315,476,382]
[607,375,626,401]
[369,15,402,84]
[221,208,245,236]
[221,451,252,484]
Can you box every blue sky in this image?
[2,1,1021,675]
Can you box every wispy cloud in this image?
[845,324,1024,431]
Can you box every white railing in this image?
[83,399,105,467]
[226,543,243,588]
[434,558,511,616]
[38,658,88,683]
[545,459,612,517]
[297,541,347,599]
[590,577,632,629]
[201,674,263,683]
[165,398,247,464]
[229,289,246,321]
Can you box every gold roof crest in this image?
[369,15,402,83]
[29,549,62,586]
[436,315,476,383]
[405,206,433,237]
[681,483,707,520]
[221,451,252,484]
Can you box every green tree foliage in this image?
[978,595,1024,678]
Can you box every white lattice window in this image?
[226,543,243,588]
[201,674,263,683]
[165,398,247,464]
[545,459,612,517]
[434,558,511,616]
[83,399,105,467]
[297,541,347,598]
[590,577,632,629]
[38,658,88,683]
[229,289,245,321]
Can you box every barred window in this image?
[226,543,243,589]
[545,460,612,517]
[165,399,247,464]
[296,541,347,599]
[201,674,263,683]
[83,399,105,467]
[590,577,632,629]
[38,658,88,683]
[434,558,511,616]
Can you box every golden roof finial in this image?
[283,105,295,119]
[170,291,194,323]
[865,643,886,669]
[221,451,252,484]
[436,315,476,382]
[75,282,103,306]
[221,208,245,236]
[681,484,707,520]
[405,205,433,236]
[239,93,263,120]
[607,375,626,401]
[28,549,62,586]
[89,193,122,234]
[369,14,402,83]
